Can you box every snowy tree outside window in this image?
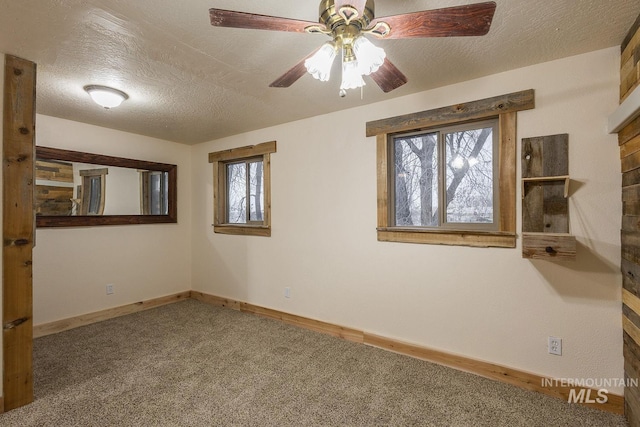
[226,160,264,224]
[209,140,275,237]
[392,119,498,230]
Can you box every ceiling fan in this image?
[209,1,496,97]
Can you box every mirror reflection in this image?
[35,160,169,216]
[35,146,177,228]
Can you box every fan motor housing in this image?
[319,0,375,31]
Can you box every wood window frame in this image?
[366,90,535,248]
[79,168,107,215]
[209,141,276,237]
[140,170,168,215]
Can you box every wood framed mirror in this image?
[35,146,177,227]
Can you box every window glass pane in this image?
[249,161,264,222]
[393,133,439,226]
[226,163,247,224]
[149,173,161,215]
[444,126,494,224]
[88,176,101,214]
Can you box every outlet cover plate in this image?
[548,336,562,356]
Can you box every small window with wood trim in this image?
[140,171,169,215]
[209,141,276,237]
[78,168,107,215]
[367,90,535,248]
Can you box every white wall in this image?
[71,163,141,215]
[100,166,141,216]
[33,115,192,324]
[191,47,624,393]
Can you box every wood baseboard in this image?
[364,333,624,414]
[190,291,364,343]
[189,291,242,311]
[33,291,191,338]
[192,290,624,415]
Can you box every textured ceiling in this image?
[1,0,639,144]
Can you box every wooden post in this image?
[3,55,36,411]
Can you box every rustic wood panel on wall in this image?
[35,159,73,216]
[621,15,640,102]
[521,134,575,260]
[3,55,36,411]
[621,16,640,426]
[522,134,569,233]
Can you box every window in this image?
[392,120,498,230]
[140,171,169,215]
[366,89,535,248]
[209,141,276,237]
[225,160,264,224]
[78,168,108,215]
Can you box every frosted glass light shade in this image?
[84,85,129,109]
[340,59,365,91]
[305,43,337,82]
[353,36,386,76]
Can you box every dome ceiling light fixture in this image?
[84,85,129,109]
[209,0,497,98]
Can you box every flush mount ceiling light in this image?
[84,85,129,109]
[209,0,496,97]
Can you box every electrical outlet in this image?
[548,336,562,356]
[106,284,114,295]
[284,287,291,299]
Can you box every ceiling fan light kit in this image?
[341,57,366,93]
[305,42,338,82]
[209,0,496,97]
[353,36,386,76]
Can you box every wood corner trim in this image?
[4,54,36,411]
[190,290,242,310]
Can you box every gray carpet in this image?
[0,299,629,426]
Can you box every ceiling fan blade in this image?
[269,48,320,88]
[371,2,496,39]
[334,0,368,22]
[210,9,324,33]
[370,59,408,93]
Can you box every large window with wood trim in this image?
[209,141,276,237]
[367,90,535,248]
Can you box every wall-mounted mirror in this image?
[35,146,177,227]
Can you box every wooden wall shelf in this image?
[521,134,575,260]
[522,232,576,260]
[521,175,570,199]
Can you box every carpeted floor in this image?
[0,299,629,426]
